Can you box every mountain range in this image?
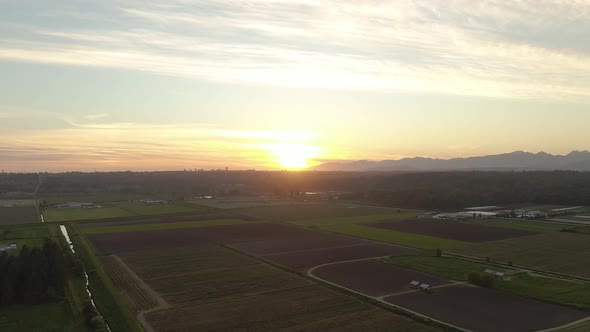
[313,151,590,172]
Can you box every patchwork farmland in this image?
[368,219,538,242]
[67,201,590,331]
[86,225,440,331]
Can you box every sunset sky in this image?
[1,0,590,171]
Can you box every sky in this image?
[1,0,590,172]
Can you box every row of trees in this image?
[0,240,66,305]
[21,170,590,208]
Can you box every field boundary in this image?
[223,244,462,332]
[445,252,590,283]
[306,260,469,332]
[67,224,144,332]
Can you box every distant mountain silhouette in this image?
[314,151,590,171]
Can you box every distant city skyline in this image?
[1,1,590,171]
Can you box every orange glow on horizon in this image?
[265,142,320,169]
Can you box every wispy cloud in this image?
[85,113,109,120]
[0,109,323,171]
[1,0,589,100]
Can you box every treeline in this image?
[0,240,66,305]
[355,171,590,209]
[13,170,590,209]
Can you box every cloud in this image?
[0,0,589,100]
[85,113,109,120]
[0,109,323,171]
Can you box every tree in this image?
[468,273,495,288]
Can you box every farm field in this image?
[311,259,453,296]
[450,232,590,278]
[101,242,438,331]
[116,202,199,215]
[368,219,538,242]
[43,206,134,222]
[145,284,439,332]
[0,223,52,252]
[229,227,368,255]
[0,199,36,207]
[235,203,405,221]
[88,222,323,253]
[383,255,510,281]
[384,284,588,332]
[120,245,310,306]
[82,218,257,234]
[0,206,39,225]
[100,255,159,311]
[385,255,590,309]
[461,218,565,233]
[319,223,469,249]
[41,193,172,204]
[42,202,204,222]
[77,212,248,228]
[187,196,311,209]
[496,273,590,310]
[258,242,417,272]
[291,211,420,227]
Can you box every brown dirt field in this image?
[0,207,38,225]
[384,284,588,332]
[261,243,418,272]
[228,230,368,255]
[119,245,310,306]
[88,222,316,254]
[312,259,452,297]
[368,219,538,242]
[78,212,255,228]
[100,255,159,311]
[146,285,440,332]
[235,203,400,221]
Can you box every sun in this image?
[267,142,319,169]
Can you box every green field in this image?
[0,206,39,226]
[496,273,590,310]
[0,224,52,253]
[383,255,508,281]
[0,199,36,207]
[67,224,143,332]
[461,218,564,233]
[43,202,203,222]
[320,223,469,250]
[384,255,590,309]
[450,232,590,278]
[82,219,258,234]
[43,206,135,222]
[41,193,171,204]
[235,203,411,222]
[116,202,198,215]
[291,211,421,227]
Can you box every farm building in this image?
[419,283,431,290]
[0,243,17,252]
[57,202,97,209]
[410,280,420,288]
[520,211,546,219]
[141,199,169,205]
[465,206,502,211]
[484,269,506,278]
